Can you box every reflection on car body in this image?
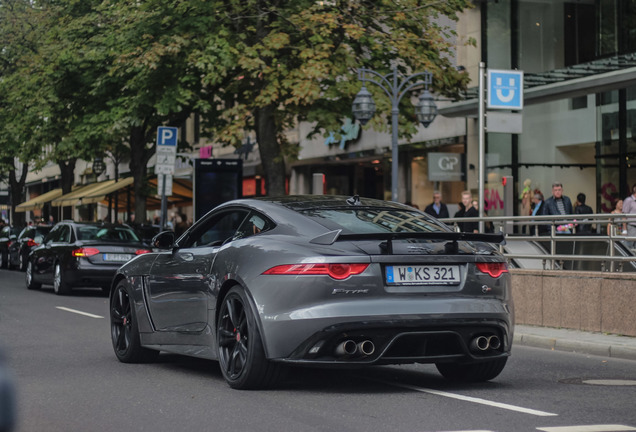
[8,225,52,271]
[109,195,513,390]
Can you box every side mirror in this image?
[152,231,176,249]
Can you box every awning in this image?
[15,188,63,212]
[100,177,193,211]
[80,177,134,205]
[51,180,116,207]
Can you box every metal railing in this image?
[440,213,636,272]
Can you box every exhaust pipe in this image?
[357,340,375,356]
[469,336,490,352]
[335,340,357,357]
[488,335,501,350]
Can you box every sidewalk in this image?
[514,325,636,361]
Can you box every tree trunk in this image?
[8,162,28,226]
[255,105,286,196]
[58,159,76,220]
[129,125,154,224]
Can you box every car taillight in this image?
[26,240,39,248]
[476,262,508,278]
[262,263,369,280]
[135,249,152,255]
[72,247,100,257]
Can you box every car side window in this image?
[57,225,71,243]
[233,212,272,240]
[44,226,61,243]
[188,210,248,248]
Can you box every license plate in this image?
[386,265,460,285]
[103,253,133,262]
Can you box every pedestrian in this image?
[622,183,636,247]
[457,190,478,233]
[424,191,449,219]
[574,193,594,233]
[175,213,188,237]
[607,199,624,236]
[530,191,548,235]
[543,182,574,216]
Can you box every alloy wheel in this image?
[111,286,132,357]
[26,262,32,285]
[53,265,62,293]
[218,295,249,380]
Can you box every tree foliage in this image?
[192,0,474,195]
[0,0,473,219]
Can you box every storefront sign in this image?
[324,118,360,150]
[428,153,464,182]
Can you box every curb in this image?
[514,332,636,361]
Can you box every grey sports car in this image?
[109,195,513,389]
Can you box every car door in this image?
[145,209,249,333]
[33,225,61,281]
[38,224,72,283]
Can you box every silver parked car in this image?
[109,195,513,389]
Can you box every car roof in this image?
[224,195,410,212]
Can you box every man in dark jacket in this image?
[530,191,548,235]
[543,182,573,216]
[457,190,478,233]
[574,192,594,233]
[424,191,449,219]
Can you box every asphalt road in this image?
[1,268,636,432]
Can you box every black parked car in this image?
[8,225,52,271]
[0,225,22,270]
[26,221,151,295]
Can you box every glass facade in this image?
[484,0,636,214]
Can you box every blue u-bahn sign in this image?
[487,69,524,110]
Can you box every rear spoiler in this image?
[310,230,505,253]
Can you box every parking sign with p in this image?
[155,127,179,175]
[158,126,178,146]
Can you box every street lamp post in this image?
[92,157,106,177]
[352,65,437,202]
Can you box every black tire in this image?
[19,253,27,272]
[0,251,6,269]
[217,286,281,390]
[53,263,71,295]
[436,357,508,382]
[25,260,41,290]
[110,281,159,363]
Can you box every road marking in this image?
[374,379,558,417]
[537,426,636,432]
[56,306,104,319]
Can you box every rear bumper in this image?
[64,260,120,287]
[275,318,512,366]
[259,297,513,362]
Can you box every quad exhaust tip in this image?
[357,340,375,356]
[469,335,501,353]
[334,340,375,357]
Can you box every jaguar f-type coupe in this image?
[109,195,513,389]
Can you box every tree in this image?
[0,0,58,223]
[193,0,474,196]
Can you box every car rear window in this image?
[95,227,140,242]
[77,226,140,242]
[300,208,446,234]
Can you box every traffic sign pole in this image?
[155,126,178,231]
[160,174,168,230]
[478,62,486,234]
